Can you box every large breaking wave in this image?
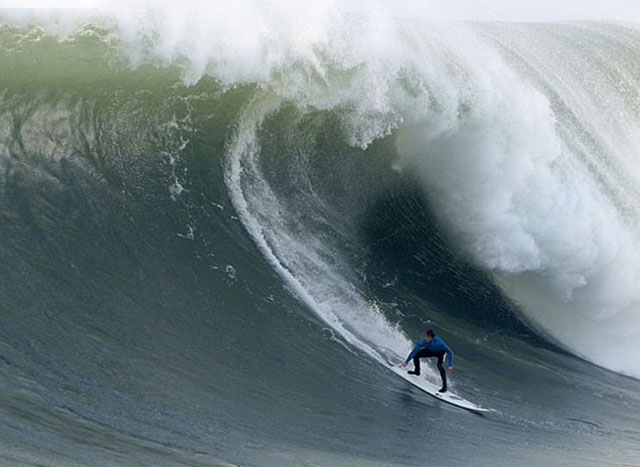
[2,4,640,465]
[3,1,640,377]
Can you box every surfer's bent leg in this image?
[436,351,447,388]
[412,349,435,375]
[412,353,422,374]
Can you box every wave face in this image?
[1,5,640,466]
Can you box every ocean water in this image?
[0,4,639,466]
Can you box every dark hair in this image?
[426,329,435,337]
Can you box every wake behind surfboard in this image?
[386,361,491,413]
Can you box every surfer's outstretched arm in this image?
[401,338,426,366]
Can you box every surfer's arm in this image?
[404,339,426,364]
[444,344,454,368]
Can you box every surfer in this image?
[400,330,453,393]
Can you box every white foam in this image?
[393,27,640,377]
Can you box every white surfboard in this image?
[387,361,491,413]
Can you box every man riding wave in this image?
[400,329,453,393]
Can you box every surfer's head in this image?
[425,329,435,342]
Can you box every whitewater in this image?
[0,1,639,466]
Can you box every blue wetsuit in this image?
[404,336,453,388]
[405,336,454,366]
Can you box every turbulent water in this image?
[1,4,640,466]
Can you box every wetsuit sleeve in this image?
[405,339,426,364]
[444,344,454,367]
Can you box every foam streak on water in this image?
[224,96,413,369]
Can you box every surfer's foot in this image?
[408,370,420,376]
[438,386,447,393]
